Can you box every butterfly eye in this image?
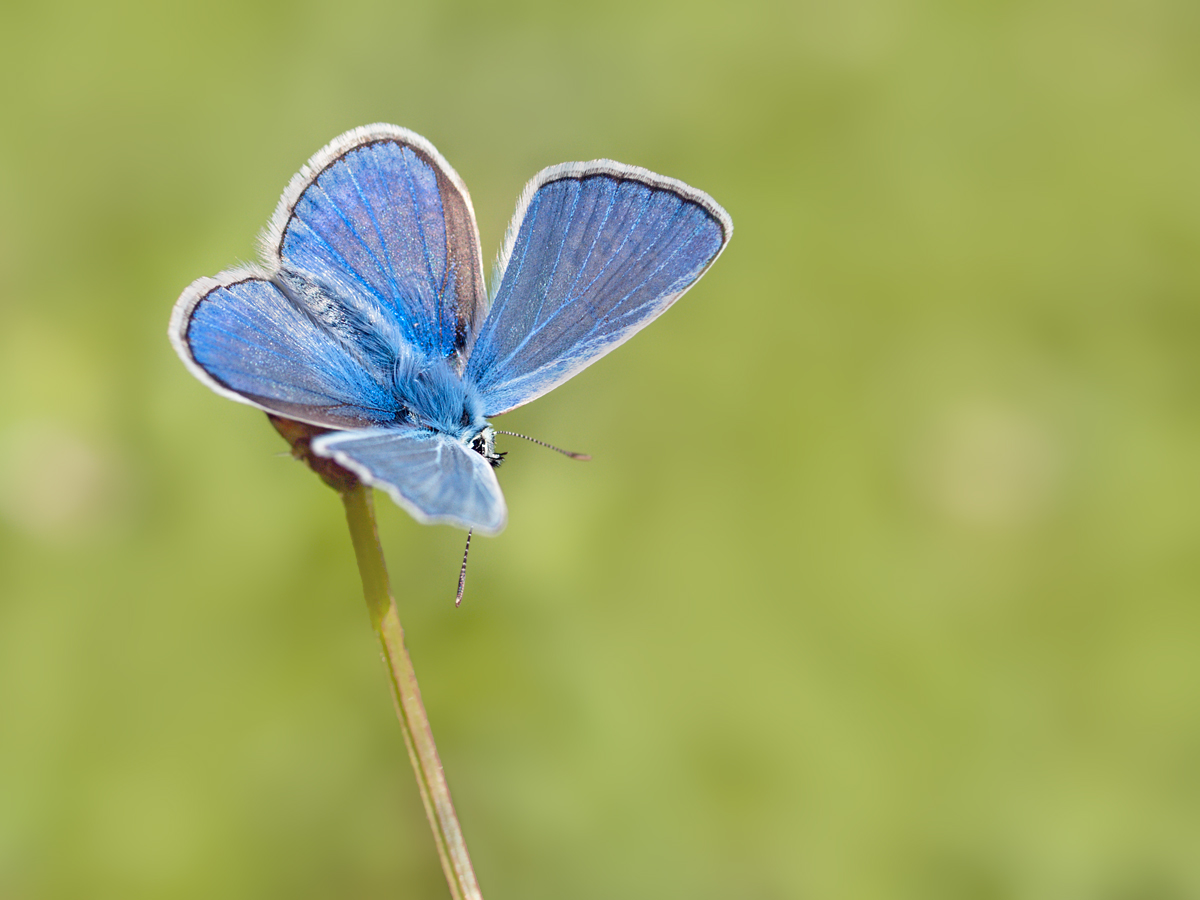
[460,406,472,427]
[468,428,505,468]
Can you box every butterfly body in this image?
[172,125,730,535]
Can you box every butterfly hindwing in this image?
[172,269,398,428]
[311,427,507,534]
[466,163,732,415]
[267,124,488,368]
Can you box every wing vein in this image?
[289,216,393,309]
[484,193,541,341]
[486,190,659,376]
[531,180,584,328]
[557,178,619,308]
[400,150,441,345]
[303,180,392,292]
[345,158,403,304]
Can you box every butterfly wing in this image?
[265,124,488,369]
[174,270,504,532]
[311,427,507,534]
[465,162,732,416]
[171,269,398,428]
[171,124,488,425]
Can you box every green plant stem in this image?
[341,482,483,900]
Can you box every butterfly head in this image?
[469,425,505,468]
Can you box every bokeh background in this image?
[2,0,1198,897]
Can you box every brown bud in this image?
[267,415,360,494]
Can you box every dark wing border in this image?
[261,123,488,358]
[168,265,294,419]
[169,125,488,427]
[264,124,484,275]
[470,159,733,414]
[489,159,733,299]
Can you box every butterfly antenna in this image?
[495,431,591,461]
[455,529,473,607]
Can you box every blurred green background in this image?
[1,0,1198,897]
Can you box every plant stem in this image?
[341,482,483,900]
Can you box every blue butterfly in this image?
[170,124,732,537]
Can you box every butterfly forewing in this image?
[466,164,731,416]
[312,427,507,534]
[269,125,487,368]
[174,271,399,428]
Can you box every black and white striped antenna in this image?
[495,430,591,460]
[455,433,591,606]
